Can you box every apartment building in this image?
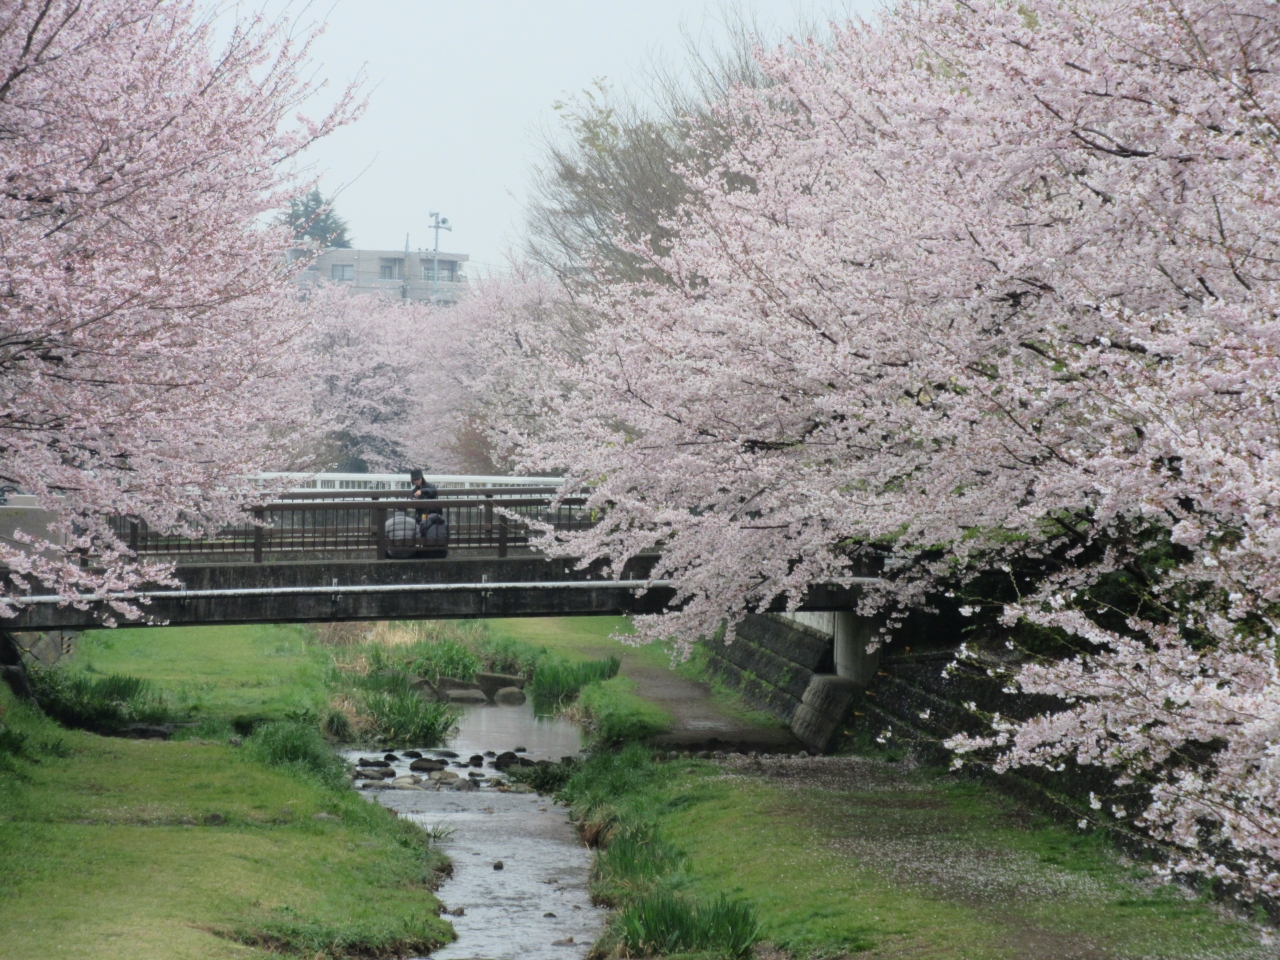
[297,247,470,304]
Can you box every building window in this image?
[422,260,456,282]
[379,258,404,280]
[331,263,354,281]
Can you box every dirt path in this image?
[616,650,803,754]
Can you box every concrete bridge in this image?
[3,475,879,632]
[0,473,927,753]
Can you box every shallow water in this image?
[347,702,605,960]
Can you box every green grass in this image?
[0,683,452,960]
[560,745,760,957]
[482,616,636,660]
[24,667,180,733]
[658,764,1267,958]
[556,744,1269,959]
[241,720,349,789]
[72,623,330,733]
[617,891,760,959]
[579,675,674,743]
[528,655,620,710]
[352,689,457,747]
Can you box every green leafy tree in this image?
[287,188,352,248]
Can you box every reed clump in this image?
[529,656,620,712]
[24,666,181,733]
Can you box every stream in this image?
[346,702,606,960]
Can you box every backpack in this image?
[384,513,417,559]
[419,512,449,548]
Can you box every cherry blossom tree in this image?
[0,0,357,618]
[500,0,1280,894]
[300,283,462,473]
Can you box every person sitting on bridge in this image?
[407,469,447,558]
[408,469,441,522]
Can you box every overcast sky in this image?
[256,1,876,273]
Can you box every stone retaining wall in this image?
[703,614,835,725]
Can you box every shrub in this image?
[242,721,348,789]
[26,666,179,732]
[616,891,759,959]
[529,656,620,711]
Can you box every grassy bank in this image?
[0,624,453,960]
[555,746,1269,960]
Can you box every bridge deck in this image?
[11,555,871,630]
[8,486,876,629]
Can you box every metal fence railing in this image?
[107,494,594,563]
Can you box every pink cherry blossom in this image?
[0,0,358,618]
[478,0,1280,894]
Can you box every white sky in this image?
[254,1,877,273]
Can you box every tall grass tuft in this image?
[26,666,179,732]
[616,891,759,959]
[529,656,620,712]
[242,720,349,789]
[592,825,682,903]
[404,639,480,684]
[357,690,456,747]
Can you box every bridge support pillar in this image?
[832,611,882,687]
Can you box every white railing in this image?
[253,472,562,493]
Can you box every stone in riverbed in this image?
[494,686,526,706]
[493,751,519,771]
[435,749,459,758]
[410,758,446,773]
[361,781,392,790]
[383,753,399,762]
[493,860,504,870]
[449,778,477,792]
[402,750,423,759]
[357,757,391,767]
[409,678,440,701]
[391,776,421,787]
[513,746,527,753]
[428,770,460,782]
[437,676,485,695]
[445,688,488,705]
[468,755,484,766]
[475,671,526,701]
[356,767,395,779]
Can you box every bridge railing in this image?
[107,495,594,563]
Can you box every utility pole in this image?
[428,211,451,304]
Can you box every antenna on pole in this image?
[428,212,452,305]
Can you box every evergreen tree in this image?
[288,188,352,247]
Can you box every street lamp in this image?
[428,212,451,304]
